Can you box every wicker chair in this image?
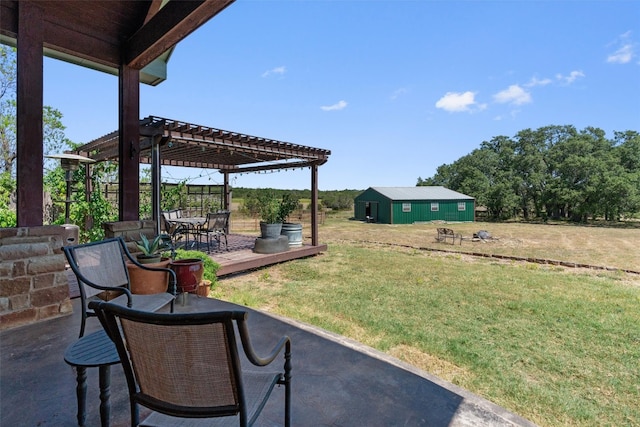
[89,301,292,427]
[63,237,176,338]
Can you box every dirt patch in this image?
[388,344,473,384]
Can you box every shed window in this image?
[402,203,411,212]
[458,202,466,211]
[431,202,439,212]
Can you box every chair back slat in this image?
[121,319,239,409]
[72,240,129,299]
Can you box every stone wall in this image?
[0,225,78,330]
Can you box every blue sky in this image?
[43,0,640,191]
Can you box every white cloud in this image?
[607,44,634,64]
[493,85,532,105]
[607,31,636,64]
[262,66,287,78]
[555,70,585,84]
[435,91,482,112]
[390,88,408,100]
[525,77,552,87]
[320,100,348,111]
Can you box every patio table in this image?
[173,217,206,249]
[64,329,120,427]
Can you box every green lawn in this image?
[215,218,640,427]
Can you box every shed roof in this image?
[73,116,331,174]
[370,186,474,201]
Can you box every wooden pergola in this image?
[0,0,235,226]
[74,116,331,245]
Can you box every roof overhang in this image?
[73,116,331,174]
[0,35,173,86]
[0,0,234,86]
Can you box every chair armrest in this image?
[92,286,133,307]
[235,313,291,367]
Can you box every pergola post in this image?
[311,164,319,246]
[223,172,230,211]
[152,136,161,235]
[16,1,44,227]
[118,64,140,220]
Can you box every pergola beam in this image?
[221,160,322,175]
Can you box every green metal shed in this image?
[354,187,475,224]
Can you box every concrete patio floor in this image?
[1,296,538,427]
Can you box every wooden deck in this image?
[203,233,326,276]
[68,234,327,297]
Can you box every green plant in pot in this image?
[127,233,173,295]
[254,192,301,240]
[135,233,171,264]
[257,191,283,238]
[277,193,299,224]
[279,194,303,247]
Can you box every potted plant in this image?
[172,249,220,297]
[127,233,173,294]
[257,191,283,238]
[135,233,171,264]
[279,194,303,247]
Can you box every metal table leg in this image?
[98,365,111,427]
[75,366,88,426]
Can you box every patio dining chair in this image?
[63,237,176,338]
[90,301,292,427]
[196,211,229,252]
[162,210,188,246]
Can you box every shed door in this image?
[366,202,379,221]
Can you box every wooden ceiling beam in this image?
[125,0,234,69]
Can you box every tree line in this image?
[417,125,640,222]
[231,188,360,211]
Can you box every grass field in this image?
[216,211,640,426]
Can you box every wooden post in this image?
[16,1,44,226]
[151,136,161,235]
[84,164,94,230]
[118,63,140,220]
[223,172,230,211]
[311,164,318,246]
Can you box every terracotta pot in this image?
[126,258,171,294]
[137,254,162,264]
[197,280,212,297]
[170,259,204,293]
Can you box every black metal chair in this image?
[161,209,188,247]
[196,211,230,252]
[63,237,176,338]
[90,301,292,427]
